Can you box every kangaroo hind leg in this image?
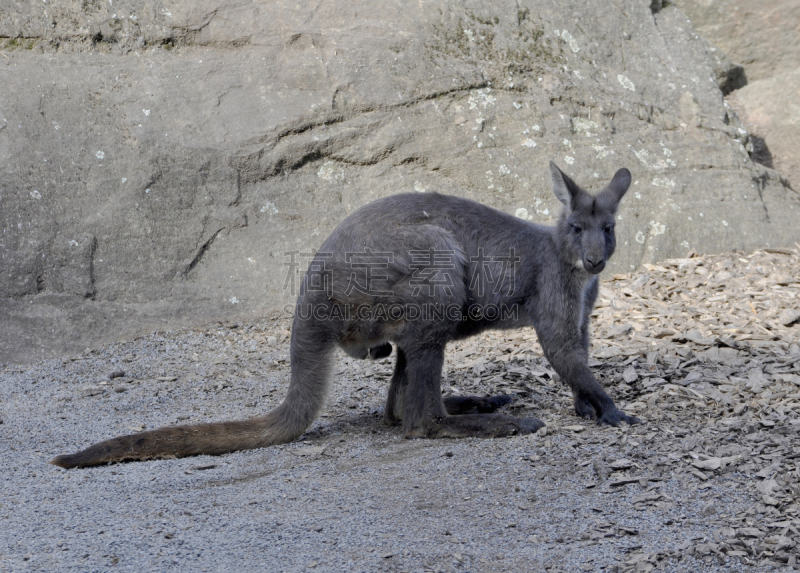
[383,347,408,426]
[401,345,543,439]
[385,351,515,421]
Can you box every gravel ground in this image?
[2,249,800,572]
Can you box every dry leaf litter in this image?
[430,248,800,570]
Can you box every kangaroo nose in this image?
[585,256,605,273]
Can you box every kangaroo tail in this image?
[51,318,336,469]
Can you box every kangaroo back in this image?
[50,316,335,468]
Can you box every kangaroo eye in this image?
[571,225,582,234]
[604,225,614,234]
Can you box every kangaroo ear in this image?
[549,161,581,207]
[606,167,632,203]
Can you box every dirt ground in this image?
[2,248,799,572]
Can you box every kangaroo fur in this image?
[51,161,638,469]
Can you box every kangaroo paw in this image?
[443,394,514,415]
[597,408,640,427]
[405,413,544,439]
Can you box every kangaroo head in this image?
[550,161,631,274]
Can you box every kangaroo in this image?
[51,161,638,469]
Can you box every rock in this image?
[691,455,740,471]
[609,459,634,471]
[672,0,800,188]
[701,38,747,96]
[672,0,800,84]
[779,309,800,327]
[756,478,779,496]
[728,69,800,191]
[675,371,701,387]
[289,445,328,457]
[562,425,586,433]
[2,0,800,362]
[80,386,107,398]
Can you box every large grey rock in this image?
[1,0,799,363]
[672,0,800,84]
[672,0,800,189]
[728,69,800,192]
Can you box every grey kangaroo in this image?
[51,161,638,469]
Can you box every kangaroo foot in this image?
[443,394,514,415]
[387,394,515,425]
[574,395,597,420]
[598,407,640,426]
[405,413,544,439]
[383,409,401,427]
[574,395,639,426]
